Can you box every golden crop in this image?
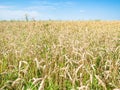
[0,21,120,90]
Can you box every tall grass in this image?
[0,21,120,90]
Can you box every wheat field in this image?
[0,21,120,90]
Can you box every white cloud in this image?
[64,1,76,6]
[24,5,56,11]
[0,9,41,20]
[0,5,42,20]
[0,5,13,9]
[0,5,8,9]
[0,3,56,20]
[80,10,85,13]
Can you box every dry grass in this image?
[0,20,120,90]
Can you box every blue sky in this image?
[0,0,120,20]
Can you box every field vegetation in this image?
[0,21,120,90]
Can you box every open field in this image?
[0,21,120,90]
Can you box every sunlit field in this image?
[0,21,120,90]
